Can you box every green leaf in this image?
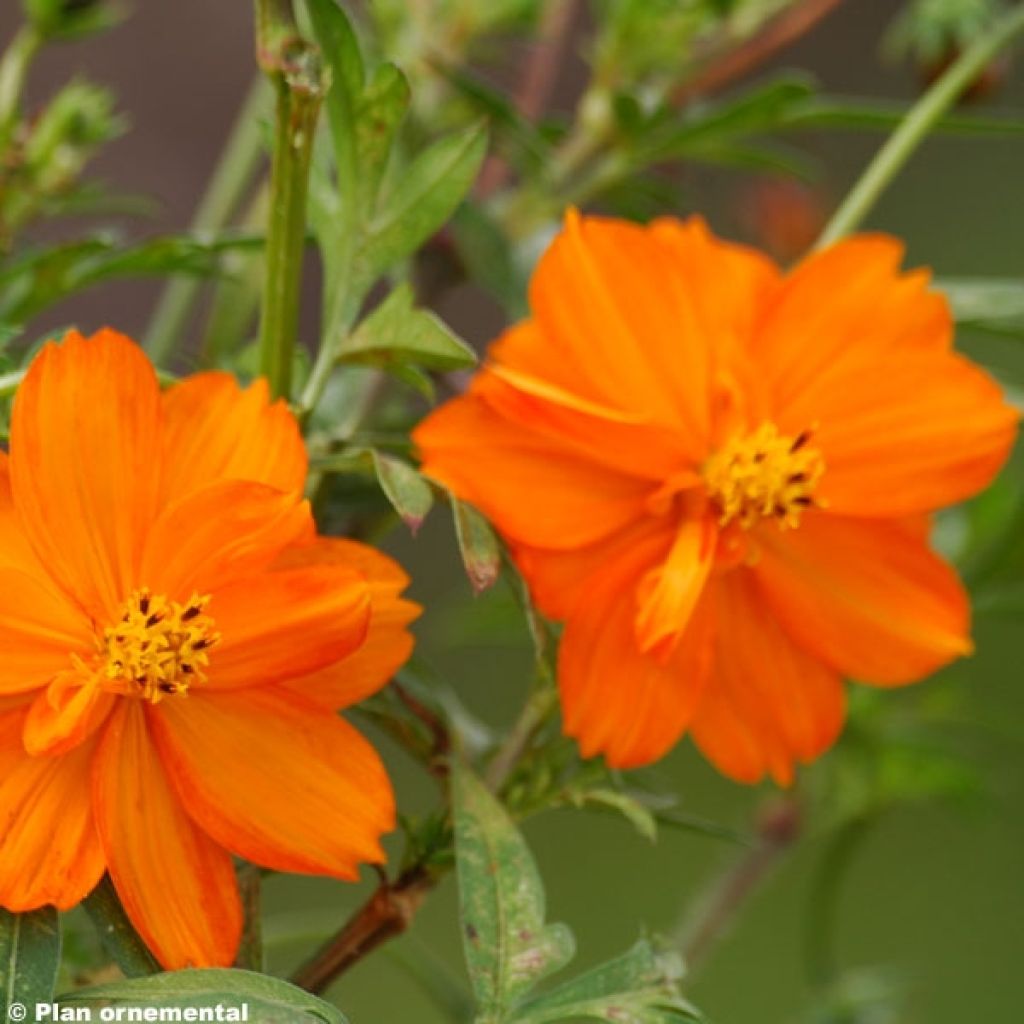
[305,0,364,186]
[360,122,488,281]
[453,763,575,1019]
[62,969,349,1023]
[82,875,161,978]
[340,283,478,371]
[0,908,60,1020]
[941,277,1024,337]
[513,940,703,1024]
[354,62,411,211]
[372,449,435,532]
[452,499,502,594]
[565,788,658,843]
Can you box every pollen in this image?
[702,422,825,530]
[101,589,220,703]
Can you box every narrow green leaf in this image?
[62,969,348,1023]
[513,940,703,1024]
[0,908,60,1020]
[372,450,435,532]
[941,277,1024,336]
[355,62,411,210]
[453,763,575,1019]
[305,0,364,183]
[566,788,658,843]
[340,283,478,371]
[452,499,501,594]
[83,875,161,978]
[360,123,488,280]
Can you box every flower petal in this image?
[275,539,420,709]
[559,531,713,768]
[754,513,970,685]
[93,704,242,968]
[0,710,105,911]
[205,565,371,689]
[23,674,115,756]
[0,567,94,694]
[806,352,1017,517]
[690,571,845,785]
[161,372,306,504]
[141,481,314,598]
[757,235,952,414]
[415,391,654,550]
[0,454,49,575]
[152,689,395,877]
[10,329,163,620]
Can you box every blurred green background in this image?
[3,2,1023,1022]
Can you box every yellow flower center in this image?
[100,589,220,703]
[702,422,825,530]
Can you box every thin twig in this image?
[676,795,802,972]
[673,0,846,105]
[476,0,583,198]
[290,866,436,994]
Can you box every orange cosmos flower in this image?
[414,211,1018,784]
[0,329,419,968]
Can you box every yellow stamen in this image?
[101,589,219,703]
[702,422,825,530]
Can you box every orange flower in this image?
[414,212,1018,784]
[0,329,419,968]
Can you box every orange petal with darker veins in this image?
[0,566,94,695]
[204,565,370,689]
[754,513,970,686]
[23,673,115,756]
[690,571,845,785]
[152,689,395,877]
[93,704,242,969]
[140,480,314,599]
[160,371,307,505]
[559,532,714,768]
[414,391,654,551]
[275,538,420,710]
[799,352,1018,518]
[10,329,163,622]
[0,710,105,911]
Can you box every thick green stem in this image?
[145,79,270,363]
[818,4,1024,246]
[83,875,161,978]
[235,862,265,972]
[255,0,323,400]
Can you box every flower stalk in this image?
[255,0,324,400]
[818,1,1024,246]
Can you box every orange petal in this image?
[0,567,94,694]
[529,211,764,444]
[635,504,716,657]
[803,351,1017,517]
[415,391,654,550]
[10,329,163,621]
[152,689,395,877]
[204,565,371,689]
[690,571,845,785]
[0,711,105,911]
[754,513,970,685]
[757,235,952,415]
[93,704,242,968]
[0,454,49,575]
[559,531,714,768]
[274,538,420,709]
[141,481,314,598]
[161,372,306,505]
[23,672,115,756]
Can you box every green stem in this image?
[485,683,559,792]
[255,0,324,400]
[803,817,873,986]
[0,25,42,146]
[817,4,1024,246]
[145,78,270,363]
[235,862,265,972]
[83,875,161,978]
